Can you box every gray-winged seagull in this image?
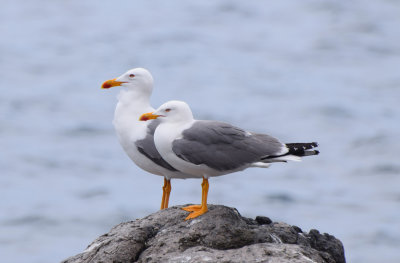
[102,68,189,210]
[140,100,319,220]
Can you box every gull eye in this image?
[165,108,171,112]
[129,74,135,78]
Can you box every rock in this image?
[62,205,346,263]
[255,215,272,225]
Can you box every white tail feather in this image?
[251,162,272,168]
[264,155,302,163]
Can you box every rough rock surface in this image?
[62,205,346,263]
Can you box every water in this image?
[1,1,399,262]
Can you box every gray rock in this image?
[62,205,346,263]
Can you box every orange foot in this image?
[185,205,208,220]
[183,177,209,220]
[182,205,202,212]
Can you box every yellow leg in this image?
[183,177,209,220]
[160,178,171,210]
[164,179,171,209]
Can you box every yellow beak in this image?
[101,78,125,89]
[139,112,161,121]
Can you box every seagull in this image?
[140,100,319,220]
[101,68,190,210]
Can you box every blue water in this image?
[1,1,399,262]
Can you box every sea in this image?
[1,1,399,262]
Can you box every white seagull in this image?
[101,68,189,210]
[140,100,319,220]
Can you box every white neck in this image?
[117,88,151,109]
[113,88,154,140]
[153,119,195,172]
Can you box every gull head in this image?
[101,68,154,94]
[139,100,194,123]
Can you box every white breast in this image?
[154,121,207,178]
[113,97,194,179]
[113,101,159,172]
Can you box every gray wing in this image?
[135,119,178,171]
[172,121,285,171]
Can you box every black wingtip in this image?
[284,142,320,157]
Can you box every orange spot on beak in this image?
[139,112,160,121]
[101,78,125,89]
